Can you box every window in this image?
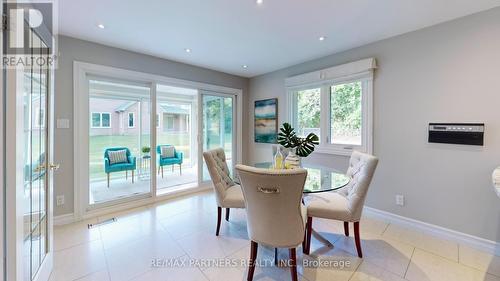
[286,58,375,155]
[165,115,174,130]
[330,82,362,145]
[128,112,135,128]
[91,112,111,128]
[292,88,321,141]
[156,114,160,128]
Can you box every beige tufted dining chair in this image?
[203,148,245,236]
[236,164,308,281]
[304,151,378,257]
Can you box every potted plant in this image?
[141,146,151,157]
[277,123,319,169]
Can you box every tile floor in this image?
[51,191,500,281]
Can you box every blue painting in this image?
[254,98,278,143]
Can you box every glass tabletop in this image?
[249,162,350,194]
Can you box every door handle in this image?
[49,163,60,171]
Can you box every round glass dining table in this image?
[252,162,350,193]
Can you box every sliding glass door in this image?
[156,84,198,193]
[201,93,235,181]
[88,78,151,206]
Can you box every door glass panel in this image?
[202,94,234,181]
[88,79,151,205]
[22,28,49,281]
[156,84,197,193]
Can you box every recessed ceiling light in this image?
[256,0,263,4]
[184,48,192,53]
[242,65,248,69]
[319,36,326,41]
[97,24,105,29]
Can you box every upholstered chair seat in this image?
[236,164,308,281]
[203,148,245,236]
[304,151,378,258]
[306,192,351,221]
[222,185,245,208]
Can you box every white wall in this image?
[248,7,500,241]
[54,36,249,216]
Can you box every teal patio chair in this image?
[157,145,183,177]
[104,147,136,187]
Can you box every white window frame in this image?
[128,112,135,128]
[90,112,111,128]
[286,58,375,156]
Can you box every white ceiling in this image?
[58,0,500,78]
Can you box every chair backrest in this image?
[236,164,307,248]
[157,145,175,155]
[340,151,378,220]
[104,147,131,160]
[203,148,235,206]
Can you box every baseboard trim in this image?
[363,206,500,256]
[54,213,76,226]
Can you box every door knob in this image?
[49,163,60,171]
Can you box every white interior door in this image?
[4,25,54,281]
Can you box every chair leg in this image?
[354,221,362,258]
[302,229,307,253]
[107,173,110,188]
[344,221,349,236]
[132,170,134,183]
[289,248,298,281]
[126,170,128,180]
[161,166,164,178]
[179,164,182,175]
[158,166,160,175]
[216,207,222,236]
[172,165,174,172]
[305,217,312,255]
[248,241,258,281]
[225,208,230,221]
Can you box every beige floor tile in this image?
[406,249,499,281]
[350,261,407,281]
[177,230,249,260]
[105,231,185,281]
[203,266,247,281]
[97,206,150,223]
[54,218,100,251]
[334,233,415,277]
[383,224,458,262]
[354,217,390,236]
[159,208,218,240]
[74,270,110,281]
[300,246,361,281]
[99,211,166,250]
[131,266,208,281]
[459,244,500,277]
[51,240,107,281]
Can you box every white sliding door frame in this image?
[198,91,239,183]
[73,62,243,220]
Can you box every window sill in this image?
[313,145,365,156]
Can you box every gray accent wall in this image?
[54,36,249,216]
[248,8,500,241]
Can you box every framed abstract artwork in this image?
[254,98,278,143]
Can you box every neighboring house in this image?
[89,98,190,136]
